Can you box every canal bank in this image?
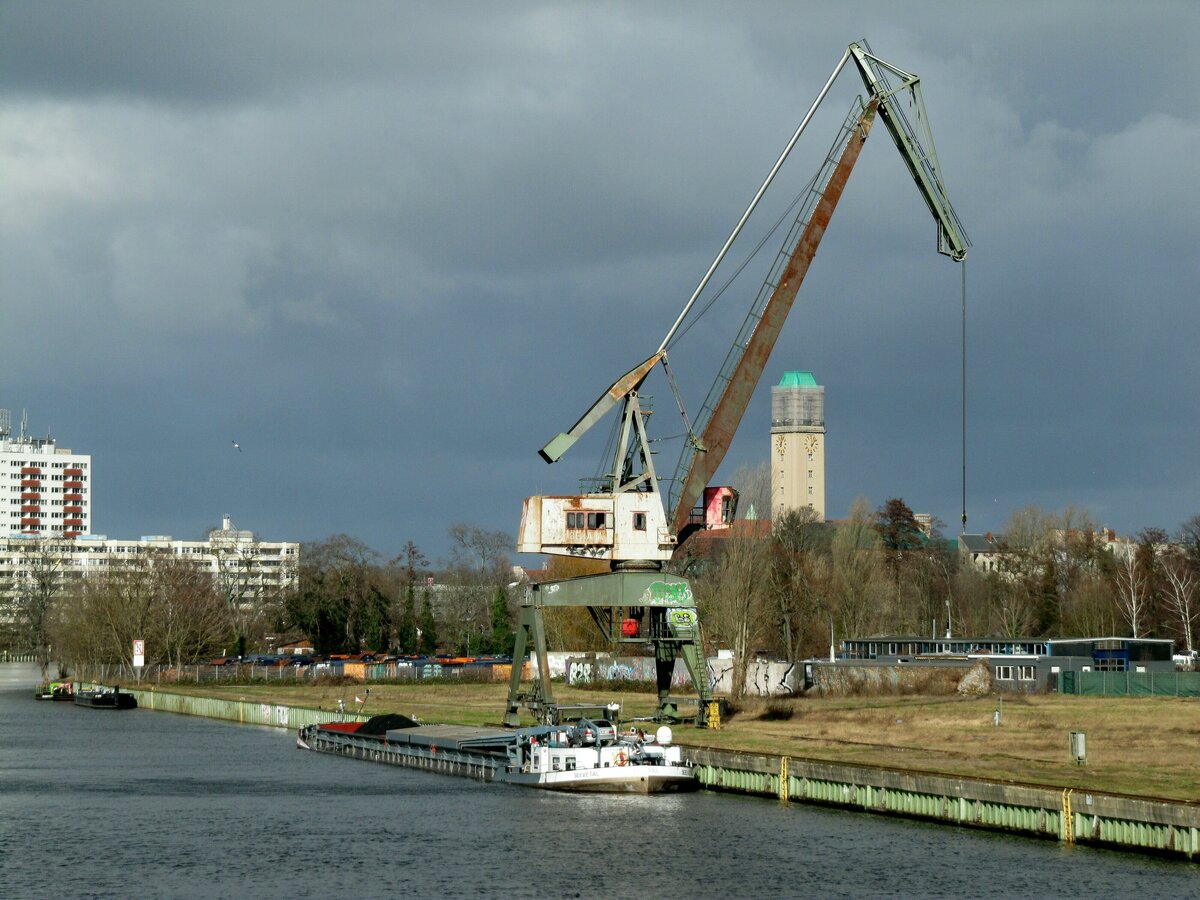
[97,683,1199,861]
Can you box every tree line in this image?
[6,497,1195,694]
[1,522,520,678]
[692,493,1200,698]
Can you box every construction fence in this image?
[1058,670,1200,697]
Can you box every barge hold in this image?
[297,711,697,794]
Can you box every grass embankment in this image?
[159,680,1200,803]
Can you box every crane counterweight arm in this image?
[669,101,879,534]
[538,352,664,464]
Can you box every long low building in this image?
[0,515,298,618]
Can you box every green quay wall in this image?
[99,685,1199,862]
[689,747,1199,861]
[79,682,365,731]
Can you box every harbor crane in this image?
[506,40,970,727]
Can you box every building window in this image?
[632,512,647,531]
[995,665,1013,680]
[1018,665,1035,681]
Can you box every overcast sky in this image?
[2,2,1197,562]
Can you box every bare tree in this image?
[151,554,228,669]
[695,530,771,700]
[1113,550,1148,638]
[768,506,826,665]
[444,524,513,653]
[11,539,68,680]
[828,497,886,641]
[1060,573,1119,637]
[52,554,157,672]
[1162,552,1197,656]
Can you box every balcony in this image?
[21,504,41,512]
[64,505,83,514]
[63,492,83,502]
[64,518,84,526]
[64,468,83,476]
[63,480,83,489]
[20,479,42,487]
[21,467,42,474]
[21,491,41,500]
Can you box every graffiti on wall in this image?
[566,656,695,688]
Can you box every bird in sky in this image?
[232,441,242,452]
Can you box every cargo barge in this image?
[297,711,697,794]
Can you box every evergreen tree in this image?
[488,587,514,657]
[418,587,438,655]
[396,584,418,654]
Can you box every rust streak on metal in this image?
[671,101,878,536]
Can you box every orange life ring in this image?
[615,751,628,767]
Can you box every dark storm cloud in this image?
[1,1,1197,559]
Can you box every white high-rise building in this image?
[0,410,92,538]
[770,371,826,521]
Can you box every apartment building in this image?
[0,516,298,618]
[1,410,92,538]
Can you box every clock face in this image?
[804,435,818,453]
[774,435,786,455]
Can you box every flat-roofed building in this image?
[0,516,298,624]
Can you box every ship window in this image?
[587,512,606,529]
[566,758,576,771]
[567,511,581,529]
[633,512,647,531]
[552,756,561,771]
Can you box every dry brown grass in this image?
[164,681,1200,802]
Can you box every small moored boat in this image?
[74,686,138,710]
[36,680,75,702]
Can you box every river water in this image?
[0,664,1194,899]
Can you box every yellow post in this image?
[706,701,721,729]
[1062,789,1074,845]
[779,757,790,802]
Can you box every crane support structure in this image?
[669,100,879,535]
[504,572,711,728]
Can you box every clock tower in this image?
[770,371,825,521]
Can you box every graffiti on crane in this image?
[637,581,693,607]
[668,608,697,628]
